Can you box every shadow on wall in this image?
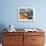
[0,24,6,43]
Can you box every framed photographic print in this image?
[18,7,35,21]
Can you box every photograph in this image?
[18,7,35,21]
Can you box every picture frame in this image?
[17,7,35,21]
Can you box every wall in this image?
[0,0,46,30]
